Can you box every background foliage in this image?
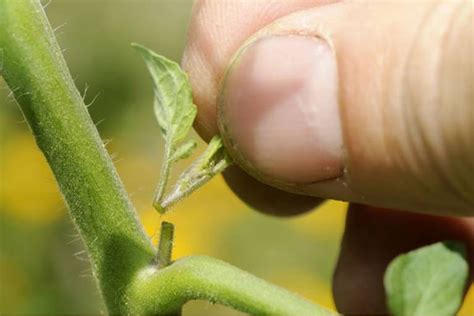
[0,1,472,315]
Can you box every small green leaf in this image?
[169,139,197,162]
[132,43,196,145]
[133,43,232,214]
[133,43,198,209]
[160,135,232,211]
[384,241,469,316]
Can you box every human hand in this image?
[182,0,473,313]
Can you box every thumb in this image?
[217,1,473,216]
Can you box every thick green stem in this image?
[0,0,155,313]
[129,256,337,316]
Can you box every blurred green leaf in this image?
[384,241,468,316]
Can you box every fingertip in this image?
[219,35,344,185]
[182,0,340,141]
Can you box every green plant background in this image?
[0,1,472,315]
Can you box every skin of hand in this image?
[182,0,474,314]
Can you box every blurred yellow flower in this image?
[290,200,347,238]
[273,270,335,310]
[459,283,474,316]
[0,133,63,224]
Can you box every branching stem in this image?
[128,256,336,316]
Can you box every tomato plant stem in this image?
[0,0,155,313]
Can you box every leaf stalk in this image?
[156,221,174,268]
[153,137,173,213]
